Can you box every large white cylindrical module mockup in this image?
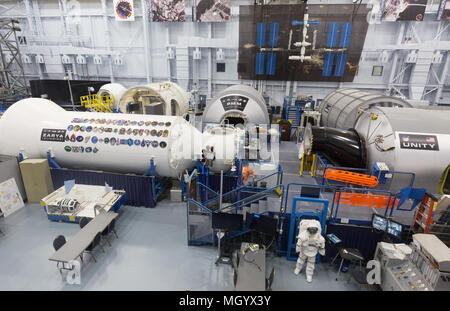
[354,107,450,192]
[202,85,270,125]
[118,81,189,116]
[0,99,242,178]
[97,83,127,111]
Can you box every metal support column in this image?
[0,18,30,101]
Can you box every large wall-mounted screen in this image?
[238,4,370,82]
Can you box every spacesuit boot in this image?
[305,256,316,282]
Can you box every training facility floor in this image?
[0,201,370,291]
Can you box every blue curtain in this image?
[50,168,155,208]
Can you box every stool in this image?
[335,248,364,281]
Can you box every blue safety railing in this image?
[197,162,283,207]
[186,183,285,245]
[219,184,285,213]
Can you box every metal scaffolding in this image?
[0,18,30,102]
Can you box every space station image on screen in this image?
[238,4,370,82]
[152,0,185,22]
[381,0,427,21]
[196,0,231,22]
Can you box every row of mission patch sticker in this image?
[67,125,169,137]
[64,118,171,153]
[71,118,171,127]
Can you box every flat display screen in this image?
[246,212,278,236]
[211,212,243,231]
[387,220,403,238]
[372,214,388,231]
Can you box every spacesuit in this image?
[294,219,325,282]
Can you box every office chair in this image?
[53,235,83,273]
[101,223,113,246]
[79,217,89,229]
[109,219,118,239]
[53,235,66,252]
[84,232,104,263]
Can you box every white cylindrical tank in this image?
[0,98,241,178]
[118,81,189,116]
[97,83,127,111]
[202,85,270,125]
[319,88,412,129]
[354,107,450,192]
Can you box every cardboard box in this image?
[19,159,54,203]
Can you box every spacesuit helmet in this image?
[299,219,322,235]
[307,227,318,235]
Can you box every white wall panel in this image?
[0,0,448,106]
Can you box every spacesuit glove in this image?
[319,248,325,256]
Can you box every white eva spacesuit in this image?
[294,219,325,282]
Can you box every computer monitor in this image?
[246,213,278,236]
[211,212,243,231]
[387,220,403,238]
[301,186,321,198]
[372,214,388,231]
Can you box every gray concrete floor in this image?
[0,201,367,291]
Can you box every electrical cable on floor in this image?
[243,248,262,271]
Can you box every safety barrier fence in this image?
[196,163,283,208]
[186,185,285,245]
[184,159,419,246]
[282,182,417,226]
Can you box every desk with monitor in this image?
[211,211,278,290]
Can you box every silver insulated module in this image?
[319,88,412,129]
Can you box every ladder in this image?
[412,193,439,233]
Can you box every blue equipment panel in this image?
[255,53,265,75]
[266,53,277,76]
[256,22,266,47]
[326,23,339,48]
[334,54,347,77]
[268,22,279,47]
[322,53,334,77]
[339,23,352,48]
